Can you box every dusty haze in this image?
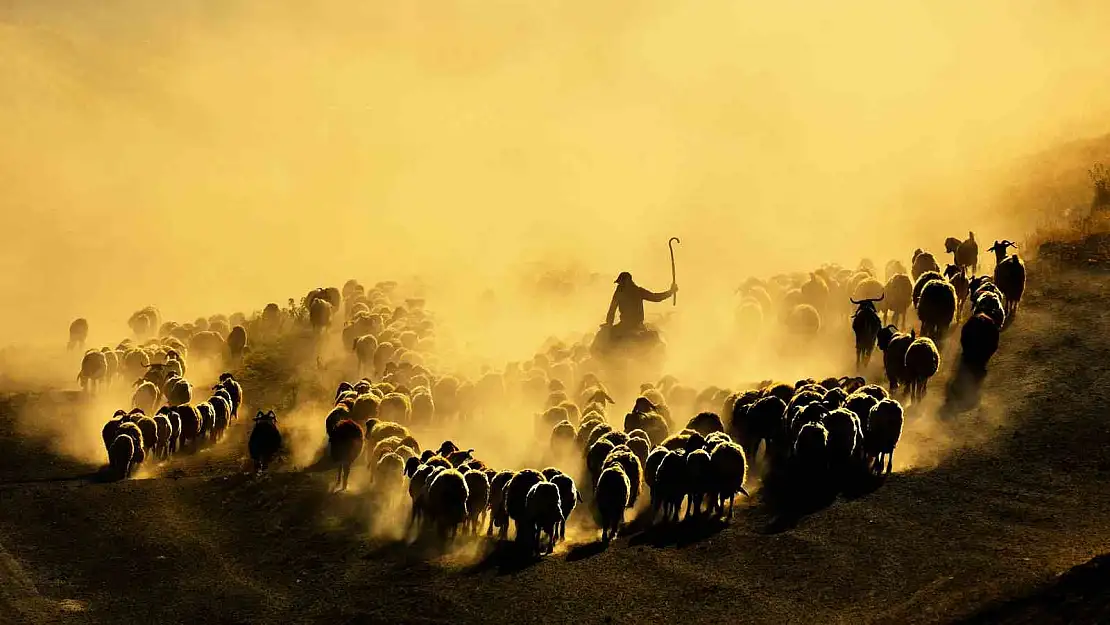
[3,0,1110,355]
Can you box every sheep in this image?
[627,437,651,466]
[600,430,631,450]
[370,436,404,467]
[822,407,861,469]
[683,449,713,518]
[345,395,378,429]
[525,481,564,555]
[408,464,439,532]
[911,251,941,281]
[969,275,1003,305]
[226,326,247,363]
[506,469,545,542]
[857,383,889,402]
[209,396,231,442]
[189,331,225,362]
[709,442,749,519]
[121,349,150,382]
[944,264,970,318]
[800,272,830,312]
[586,439,616,484]
[373,452,407,508]
[101,416,124,461]
[248,410,282,474]
[133,415,158,455]
[209,317,231,339]
[972,290,1006,329]
[686,412,725,437]
[946,231,979,275]
[309,298,334,335]
[218,374,243,419]
[793,422,829,476]
[176,405,202,451]
[164,407,181,454]
[651,448,687,523]
[426,469,470,539]
[786,304,821,337]
[851,296,884,369]
[329,419,364,491]
[988,240,1026,318]
[916,278,957,340]
[585,423,615,453]
[128,306,160,339]
[625,409,670,448]
[595,465,630,542]
[488,470,515,538]
[353,334,378,377]
[603,447,643,508]
[790,402,828,443]
[446,449,475,468]
[844,392,878,434]
[109,435,136,480]
[885,259,908,281]
[549,420,577,456]
[539,405,570,432]
[99,348,119,387]
[167,378,192,408]
[866,399,904,475]
[960,313,1000,372]
[822,386,848,410]
[877,325,915,395]
[550,473,579,541]
[736,395,787,466]
[78,350,108,393]
[463,470,491,535]
[904,337,940,403]
[912,270,944,308]
[68,318,89,351]
[379,393,412,423]
[115,421,145,466]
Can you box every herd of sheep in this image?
[66,233,1027,551]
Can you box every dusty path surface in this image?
[2,264,1110,625]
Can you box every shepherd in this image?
[601,239,679,341]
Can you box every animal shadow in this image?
[627,514,728,548]
[465,538,541,576]
[940,361,988,418]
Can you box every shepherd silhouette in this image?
[602,272,677,340]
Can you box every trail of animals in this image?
[70,234,1025,556]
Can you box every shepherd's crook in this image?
[668,237,680,306]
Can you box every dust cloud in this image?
[2,1,1110,349]
[2,1,1110,514]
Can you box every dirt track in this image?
[2,264,1110,625]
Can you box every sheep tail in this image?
[738,487,751,498]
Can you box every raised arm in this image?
[640,285,675,303]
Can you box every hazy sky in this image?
[2,1,1109,346]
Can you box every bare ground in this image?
[2,264,1110,625]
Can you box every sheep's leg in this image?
[729,495,735,519]
[886,453,893,475]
